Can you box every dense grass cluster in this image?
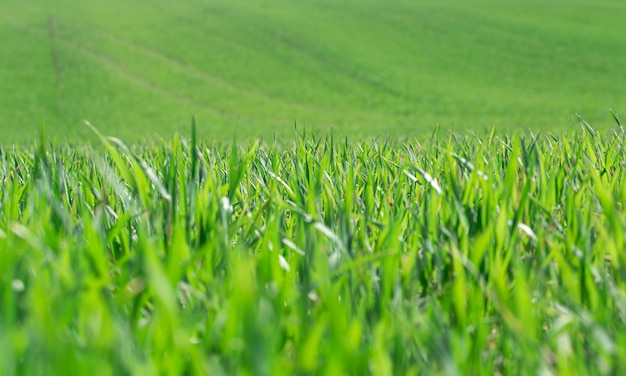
[2,121,626,374]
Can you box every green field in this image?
[3,124,626,374]
[4,1,626,374]
[2,0,626,143]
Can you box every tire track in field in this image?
[1,5,420,128]
[10,1,371,116]
[0,13,239,120]
[129,0,417,113]
[78,30,339,114]
[259,26,416,104]
[85,31,412,124]
[62,40,228,115]
[62,23,414,123]
[92,29,416,121]
[0,5,238,115]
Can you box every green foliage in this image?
[2,120,626,374]
[2,0,626,142]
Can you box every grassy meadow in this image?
[3,0,626,374]
[1,0,626,142]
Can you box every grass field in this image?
[3,0,626,374]
[2,0,626,143]
[2,122,626,374]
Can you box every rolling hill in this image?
[1,0,625,143]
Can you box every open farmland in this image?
[2,122,626,374]
[3,0,626,374]
[1,0,626,143]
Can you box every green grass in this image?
[2,119,626,374]
[2,0,626,143]
[3,0,626,373]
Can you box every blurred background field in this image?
[1,0,625,143]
